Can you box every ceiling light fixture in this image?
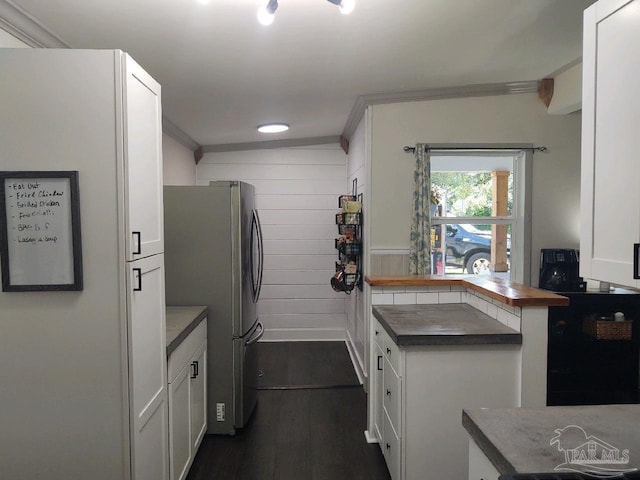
[258,123,289,133]
[257,0,355,25]
[257,0,278,26]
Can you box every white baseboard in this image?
[259,327,346,342]
[364,430,379,444]
[345,329,366,386]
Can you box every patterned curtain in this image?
[409,144,432,275]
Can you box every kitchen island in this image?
[366,275,569,480]
[463,404,640,478]
[371,301,522,480]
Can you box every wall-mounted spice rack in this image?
[331,180,363,293]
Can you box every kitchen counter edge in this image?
[462,404,640,475]
[166,305,208,357]
[365,275,569,307]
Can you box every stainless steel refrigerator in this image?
[163,181,264,435]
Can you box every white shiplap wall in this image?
[197,145,348,341]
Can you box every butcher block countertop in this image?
[365,275,569,307]
[463,404,640,475]
[166,305,208,357]
[373,304,522,346]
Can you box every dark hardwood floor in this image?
[186,342,390,480]
[257,341,361,388]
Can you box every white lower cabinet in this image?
[382,407,402,480]
[468,438,500,480]
[374,341,385,441]
[190,342,207,451]
[371,316,520,480]
[128,254,169,480]
[168,320,208,480]
[373,318,403,480]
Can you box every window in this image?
[430,150,530,283]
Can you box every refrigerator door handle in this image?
[245,321,264,346]
[255,209,264,301]
[251,209,264,302]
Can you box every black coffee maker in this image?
[539,249,586,292]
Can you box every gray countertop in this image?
[166,305,208,356]
[463,404,640,474]
[372,304,522,346]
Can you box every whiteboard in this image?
[1,171,83,291]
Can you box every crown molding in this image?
[0,0,68,47]
[202,135,341,153]
[341,80,539,140]
[162,116,200,151]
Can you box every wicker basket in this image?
[583,317,632,340]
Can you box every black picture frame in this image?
[0,171,83,291]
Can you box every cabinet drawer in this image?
[382,329,402,376]
[373,318,384,349]
[383,358,402,436]
[168,319,207,382]
[382,408,401,480]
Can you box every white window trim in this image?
[430,148,532,285]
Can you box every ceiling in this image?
[5,0,594,149]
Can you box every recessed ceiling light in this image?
[258,123,289,133]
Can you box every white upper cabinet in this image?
[122,55,164,260]
[580,0,640,287]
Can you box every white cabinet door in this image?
[468,438,500,480]
[190,342,207,453]
[581,0,640,287]
[382,408,401,480]
[128,254,168,480]
[123,54,164,260]
[374,341,384,441]
[169,365,192,480]
[382,355,402,437]
[168,321,207,480]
